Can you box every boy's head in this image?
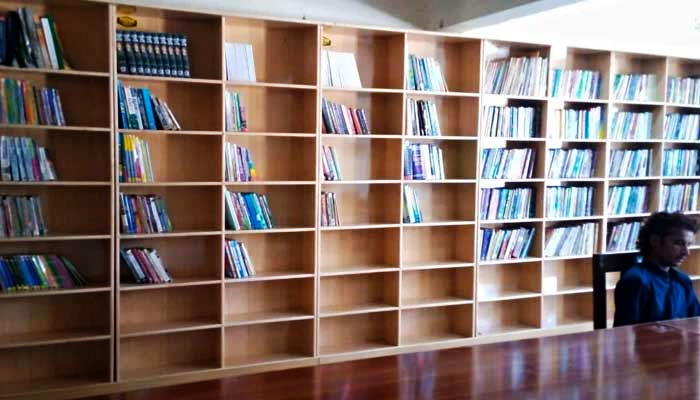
[637,212,698,267]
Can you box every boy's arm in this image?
[613,274,648,327]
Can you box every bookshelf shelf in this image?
[0,330,110,350]
[6,0,700,395]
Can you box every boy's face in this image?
[650,229,695,267]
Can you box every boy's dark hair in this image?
[637,212,698,256]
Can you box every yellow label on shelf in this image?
[322,36,331,46]
[117,15,138,28]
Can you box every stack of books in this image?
[120,248,172,284]
[0,136,57,181]
[119,194,173,234]
[118,30,191,78]
[0,195,46,237]
[0,255,85,292]
[225,190,274,230]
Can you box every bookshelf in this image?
[2,0,700,397]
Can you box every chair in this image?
[592,252,641,329]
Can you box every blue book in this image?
[140,88,158,129]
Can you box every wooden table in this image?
[90,319,700,399]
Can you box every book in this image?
[480,148,535,179]
[483,105,540,138]
[321,145,342,181]
[406,55,448,92]
[0,78,65,125]
[225,42,256,82]
[224,190,275,230]
[322,98,370,135]
[543,222,597,257]
[612,74,657,101]
[320,192,340,227]
[0,254,85,292]
[119,194,173,234]
[550,69,601,99]
[118,30,191,78]
[479,226,535,260]
[407,99,441,136]
[485,55,548,96]
[120,247,172,284]
[224,239,255,279]
[0,135,57,181]
[117,81,181,130]
[118,133,155,183]
[404,142,445,180]
[553,106,603,140]
[402,185,422,223]
[322,50,362,88]
[480,187,533,220]
[225,142,257,182]
[0,195,47,237]
[225,91,248,132]
[545,186,594,218]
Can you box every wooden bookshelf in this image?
[3,0,700,397]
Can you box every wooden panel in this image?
[611,52,666,102]
[402,225,474,266]
[225,136,315,181]
[120,7,222,79]
[119,329,220,381]
[224,279,314,323]
[406,95,479,136]
[225,184,315,228]
[223,231,314,275]
[224,320,314,366]
[542,258,592,293]
[478,262,541,300]
[0,340,110,397]
[119,235,221,282]
[406,183,476,222]
[119,285,221,335]
[320,272,398,313]
[477,297,541,335]
[0,238,110,285]
[121,186,221,232]
[121,133,221,182]
[119,79,222,130]
[225,17,317,85]
[321,27,404,89]
[225,86,316,133]
[322,91,403,135]
[401,304,473,344]
[321,137,402,180]
[319,311,398,354]
[0,185,110,235]
[542,293,593,328]
[321,183,400,225]
[0,0,111,73]
[0,129,110,181]
[406,34,481,93]
[0,291,109,341]
[320,228,399,272]
[401,268,473,304]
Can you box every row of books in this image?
[225,91,248,132]
[320,191,340,227]
[607,221,640,252]
[224,190,274,230]
[407,99,441,137]
[0,78,64,126]
[0,135,57,181]
[2,8,68,70]
[667,76,700,105]
[404,143,445,180]
[662,149,698,177]
[118,132,154,183]
[0,255,84,293]
[543,223,596,257]
[607,185,647,215]
[479,226,535,261]
[225,239,256,279]
[322,50,362,88]
[117,30,190,78]
[120,247,172,284]
[485,56,548,97]
[553,106,603,140]
[664,113,700,141]
[117,81,181,131]
[225,42,256,82]
[482,106,540,138]
[225,143,257,182]
[403,185,423,223]
[550,69,601,100]
[663,183,699,212]
[321,98,370,135]
[610,111,652,140]
[0,195,46,237]
[479,187,533,220]
[612,74,657,102]
[481,148,535,179]
[321,145,342,181]
[547,148,596,179]
[545,186,594,218]
[609,149,652,178]
[119,194,173,235]
[407,55,448,92]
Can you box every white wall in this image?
[461,0,700,58]
[109,0,420,29]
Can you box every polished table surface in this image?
[90,319,700,400]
